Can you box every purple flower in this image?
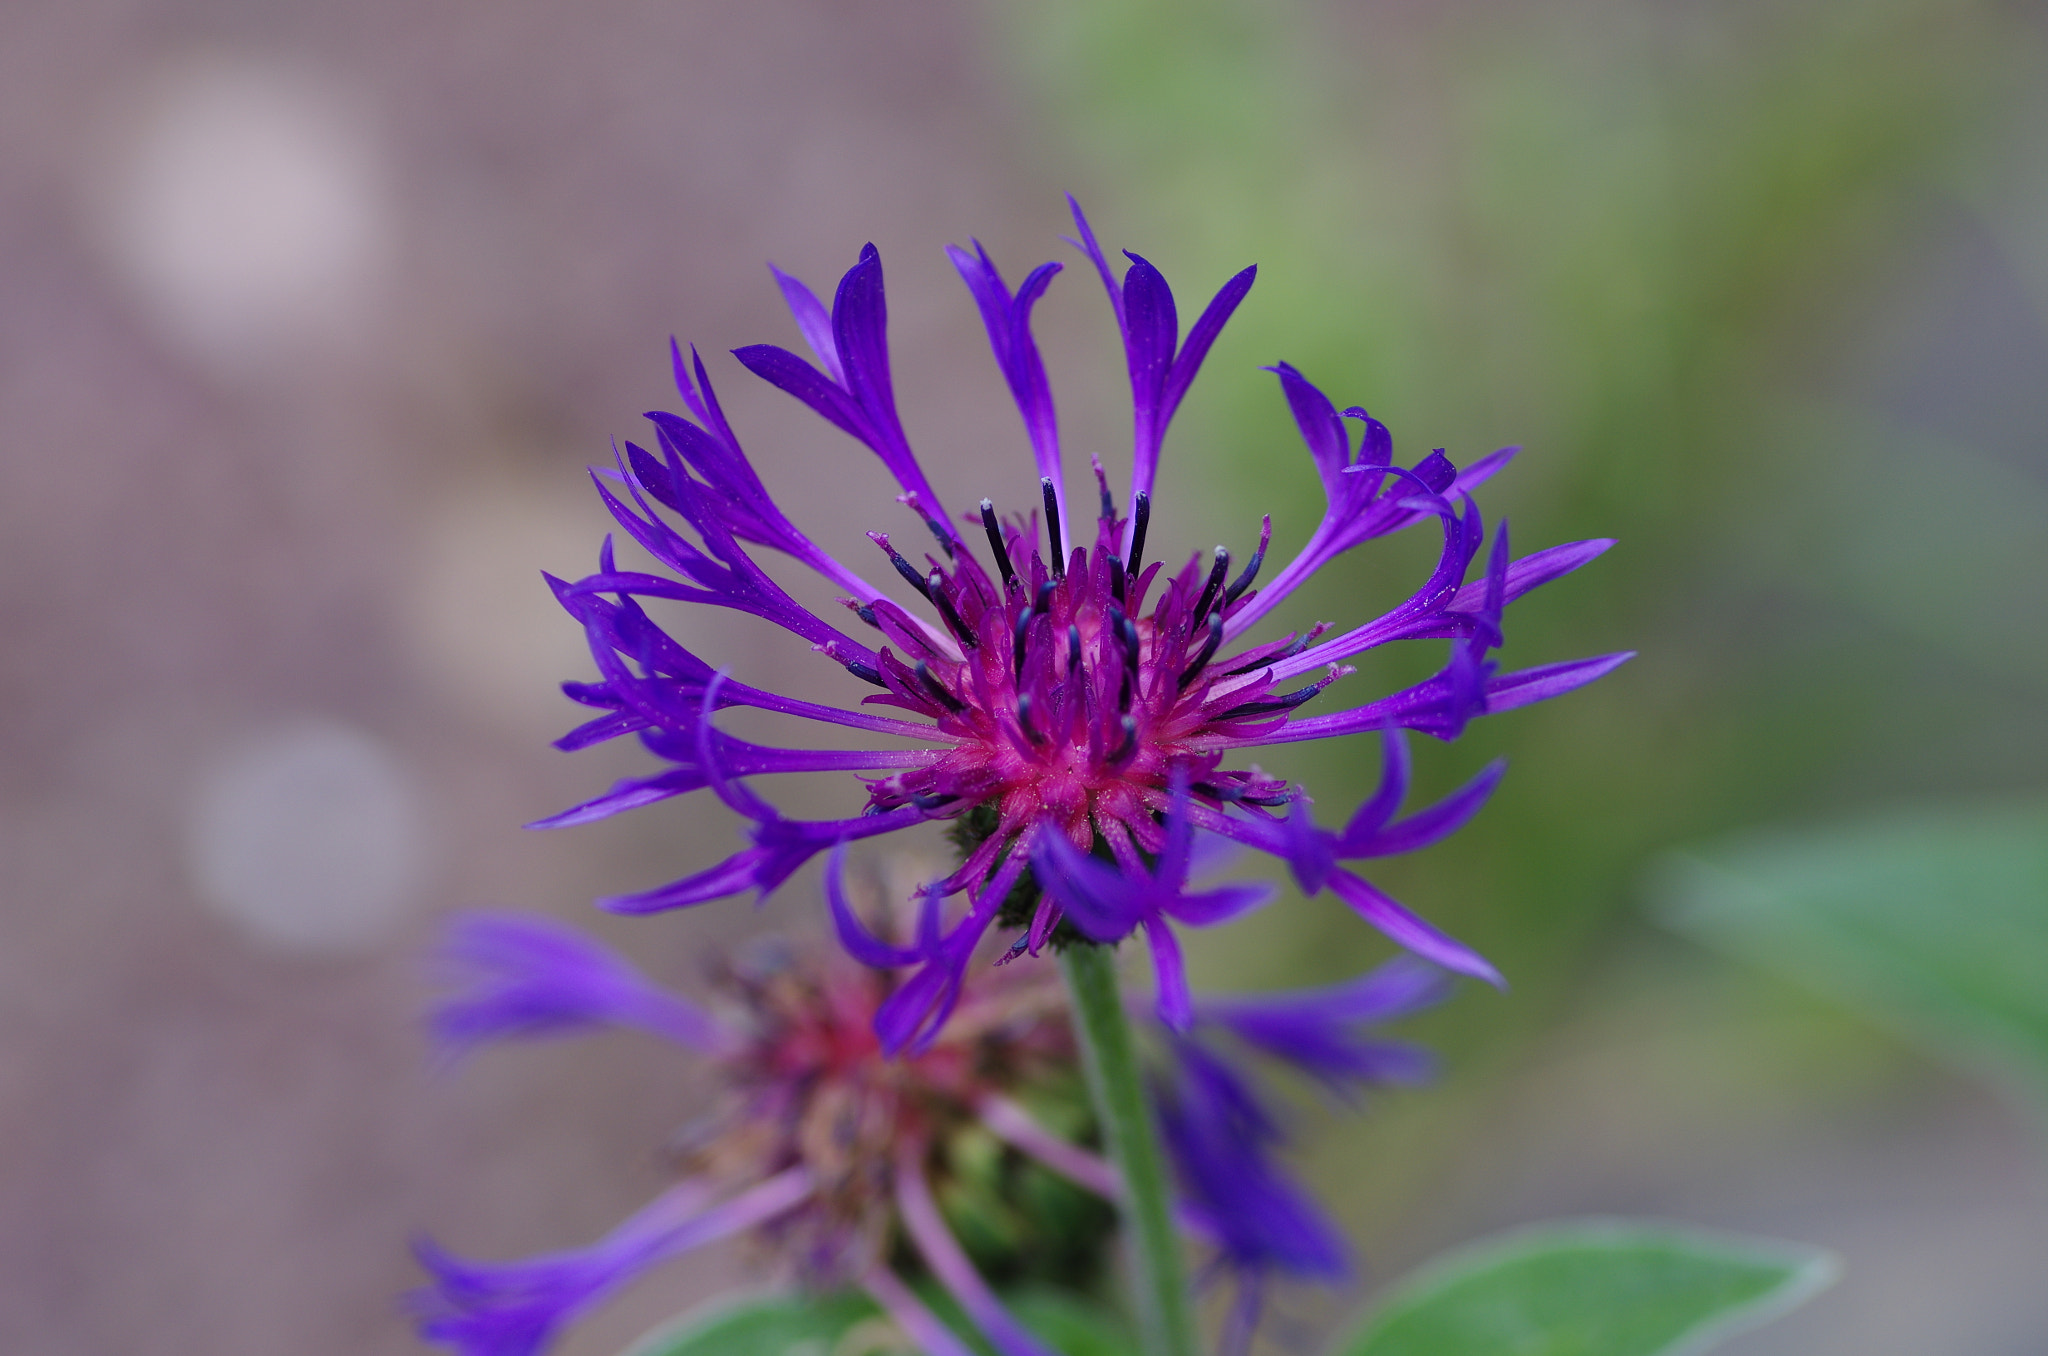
[543,198,1626,1039]
[411,913,1093,1356]
[1030,767,1277,1031]
[1156,957,1450,1356]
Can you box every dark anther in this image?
[1192,546,1230,623]
[1128,491,1151,578]
[915,661,966,712]
[1177,612,1226,691]
[980,498,1016,587]
[1107,553,1126,606]
[1066,624,1082,679]
[1107,714,1139,767]
[1098,477,1115,521]
[1216,681,1330,719]
[928,570,979,650]
[884,542,932,601]
[1013,610,1033,679]
[1224,631,1313,676]
[1017,692,1047,745]
[856,604,880,629]
[1224,521,1269,605]
[1116,612,1142,673]
[845,659,886,687]
[1033,579,1056,618]
[1041,478,1064,579]
[909,792,960,812]
[1118,665,1133,713]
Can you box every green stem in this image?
[1058,942,1196,1356]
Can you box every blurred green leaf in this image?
[619,1286,1130,1356]
[1334,1220,1836,1356]
[1002,1292,1132,1356]
[620,1290,880,1356]
[1655,801,2048,1107]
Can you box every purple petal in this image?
[769,265,844,383]
[411,1171,809,1356]
[894,1142,1062,1356]
[1160,265,1256,426]
[1223,651,1634,747]
[730,343,868,442]
[1325,870,1502,986]
[1485,651,1635,713]
[1030,831,1149,941]
[1160,881,1279,927]
[432,912,726,1055]
[1269,362,1349,488]
[1144,916,1193,1032]
[825,842,922,968]
[1340,758,1505,858]
[524,769,704,830]
[1341,727,1412,841]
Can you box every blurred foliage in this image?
[1656,799,2048,1121]
[1334,1220,1836,1356]
[621,1285,1130,1356]
[994,0,2048,1252]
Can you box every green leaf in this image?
[1654,801,2048,1110]
[619,1290,881,1356]
[1335,1220,1837,1356]
[619,1287,1130,1356]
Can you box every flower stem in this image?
[1058,942,1195,1356]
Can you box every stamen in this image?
[1107,552,1126,606]
[1116,612,1141,673]
[1107,715,1139,767]
[1223,628,1318,676]
[979,498,1016,588]
[1033,579,1056,618]
[1128,491,1151,578]
[915,661,965,713]
[908,792,960,811]
[1192,546,1230,623]
[870,532,933,602]
[1177,612,1226,691]
[844,659,886,687]
[1094,460,1115,521]
[927,570,979,650]
[1012,611,1033,680]
[856,604,880,629]
[1066,624,1082,679]
[1215,679,1332,719]
[1224,515,1271,605]
[1041,477,1064,579]
[1017,692,1046,745]
[910,499,958,560]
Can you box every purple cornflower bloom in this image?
[543,199,1626,1048]
[1156,957,1450,1356]
[411,913,1098,1356]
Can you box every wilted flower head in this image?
[412,912,1444,1356]
[542,199,1627,1050]
[412,912,1102,1356]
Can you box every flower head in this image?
[411,913,1104,1356]
[542,199,1627,1047]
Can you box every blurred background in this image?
[2,0,2044,1352]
